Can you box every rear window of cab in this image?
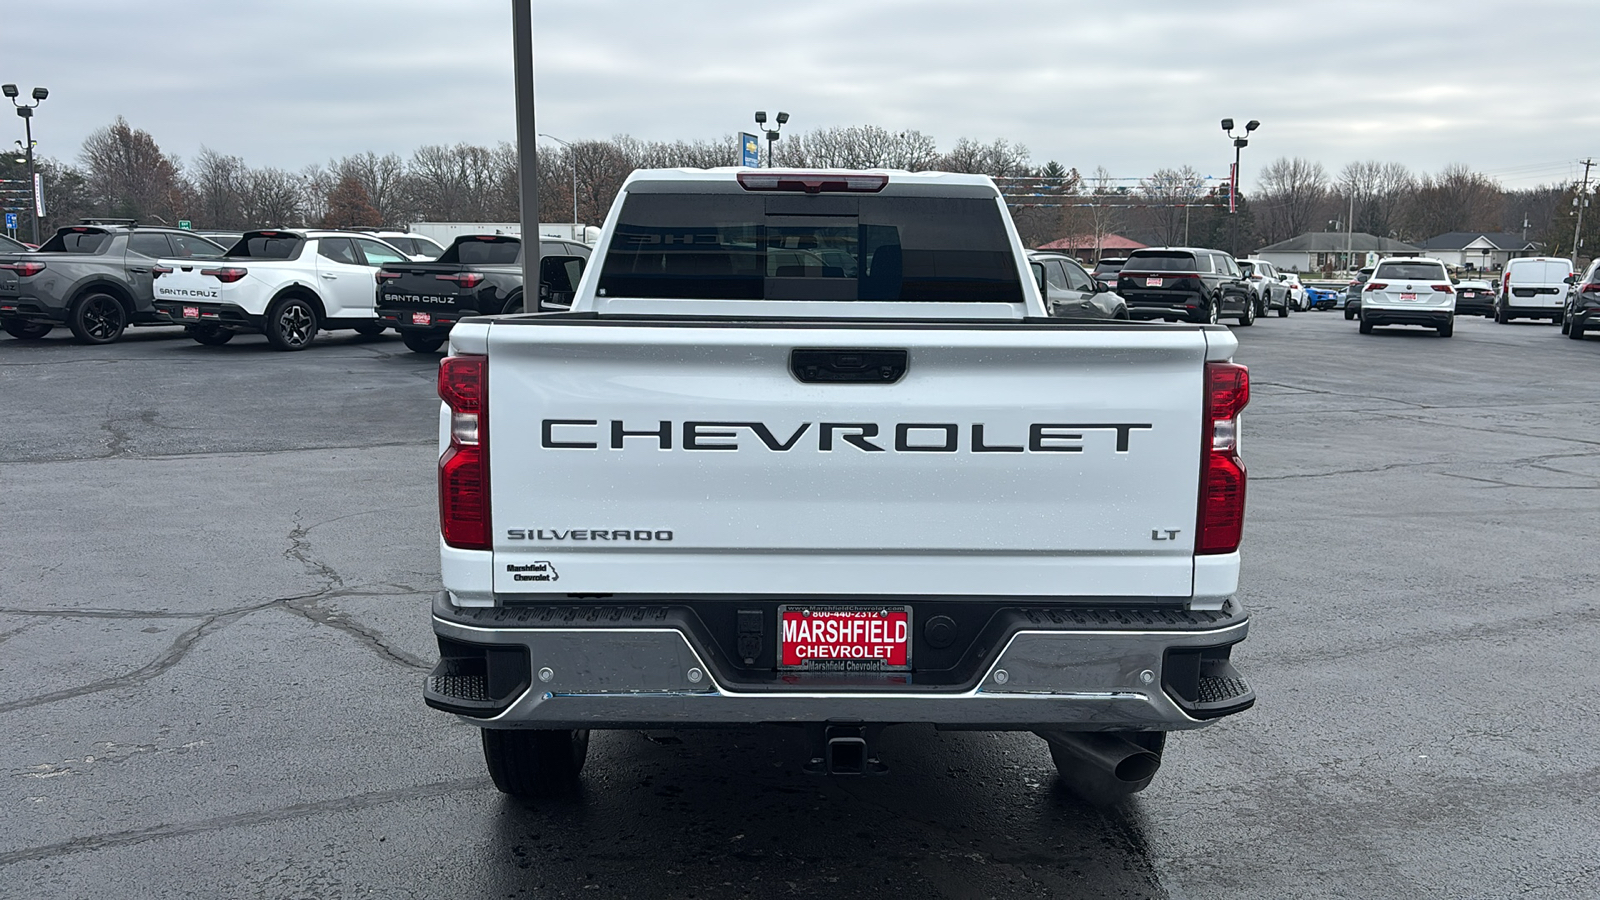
[1373,261,1448,281]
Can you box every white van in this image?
[1498,257,1574,324]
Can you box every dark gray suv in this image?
[0,221,228,343]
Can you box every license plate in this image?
[182,306,199,319]
[411,312,431,325]
[779,605,911,671]
[1145,277,1162,287]
[1400,293,1417,301]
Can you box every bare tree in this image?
[1408,163,1502,240]
[1138,166,1206,246]
[297,164,334,227]
[1256,157,1328,244]
[407,143,502,221]
[330,152,409,227]
[778,126,939,170]
[1339,161,1416,239]
[79,117,185,224]
[240,167,301,228]
[190,147,246,229]
[321,175,381,228]
[936,137,1031,177]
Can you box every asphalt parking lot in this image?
[3,314,1598,899]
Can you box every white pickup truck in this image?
[425,169,1255,805]
[150,229,411,349]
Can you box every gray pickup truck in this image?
[0,221,228,343]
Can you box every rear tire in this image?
[1236,295,1255,327]
[1571,318,1587,340]
[501,294,526,315]
[1495,304,1510,324]
[1438,318,1454,338]
[481,728,589,799]
[68,292,127,344]
[353,322,385,337]
[1561,314,1571,334]
[3,320,52,340]
[401,331,446,354]
[264,296,318,351]
[187,325,234,346]
[1277,294,1289,317]
[1359,314,1373,334]
[1344,305,1356,320]
[1552,309,1564,327]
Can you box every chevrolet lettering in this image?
[427,168,1254,809]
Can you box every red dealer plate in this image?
[1400,293,1418,301]
[779,605,911,671]
[1145,276,1163,287]
[182,306,199,319]
[411,312,431,325]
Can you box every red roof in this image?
[1036,234,1147,252]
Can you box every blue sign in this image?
[741,132,762,168]
[4,212,15,230]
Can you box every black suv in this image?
[1116,247,1255,325]
[0,220,228,343]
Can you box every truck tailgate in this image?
[484,319,1210,598]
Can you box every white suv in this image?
[1497,256,1573,325]
[1358,256,1456,337]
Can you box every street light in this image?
[1220,117,1259,257]
[754,110,789,167]
[538,133,579,226]
[4,84,48,244]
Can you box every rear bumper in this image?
[0,298,67,324]
[152,300,262,330]
[1120,290,1207,320]
[375,307,476,333]
[425,592,1254,730]
[1362,305,1451,326]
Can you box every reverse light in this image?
[201,267,248,283]
[1197,362,1249,555]
[436,273,485,288]
[0,261,46,277]
[439,355,490,550]
[736,172,888,193]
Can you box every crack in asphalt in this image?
[0,776,489,867]
[0,438,434,466]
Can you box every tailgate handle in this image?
[790,348,907,384]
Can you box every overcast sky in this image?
[5,0,1596,190]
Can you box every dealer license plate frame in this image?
[777,604,913,673]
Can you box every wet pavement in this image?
[2,315,1597,898]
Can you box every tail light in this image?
[1365,282,1387,292]
[201,267,248,283]
[375,269,404,284]
[436,273,485,288]
[1197,362,1249,555]
[1580,283,1600,294]
[151,265,173,278]
[1431,284,1454,293]
[439,355,490,550]
[1,261,47,277]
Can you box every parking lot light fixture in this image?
[538,133,579,226]
[7,84,47,244]
[755,110,789,167]
[1221,117,1260,257]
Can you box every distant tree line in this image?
[0,117,1590,261]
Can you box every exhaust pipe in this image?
[1036,731,1162,784]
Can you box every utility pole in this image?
[511,0,540,312]
[1573,158,1594,261]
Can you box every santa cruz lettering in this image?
[540,420,1151,453]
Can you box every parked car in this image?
[1561,259,1600,340]
[1116,247,1255,325]
[0,220,228,343]
[1238,258,1290,316]
[0,233,30,253]
[1089,256,1128,286]
[1028,251,1129,320]
[1278,272,1307,310]
[150,229,410,350]
[1453,280,1495,317]
[1343,266,1375,319]
[1304,284,1341,310]
[364,231,445,261]
[1497,256,1573,324]
[1358,256,1456,337]
[375,234,591,353]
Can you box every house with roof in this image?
[1034,233,1147,262]
[1415,233,1541,272]
[1252,232,1421,274]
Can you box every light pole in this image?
[754,111,789,167]
[538,133,579,226]
[1219,117,1258,257]
[4,84,48,245]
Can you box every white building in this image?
[1253,232,1421,274]
[1415,233,1541,272]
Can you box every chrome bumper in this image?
[428,599,1252,731]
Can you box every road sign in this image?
[4,212,15,230]
[741,133,761,168]
[179,220,191,230]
